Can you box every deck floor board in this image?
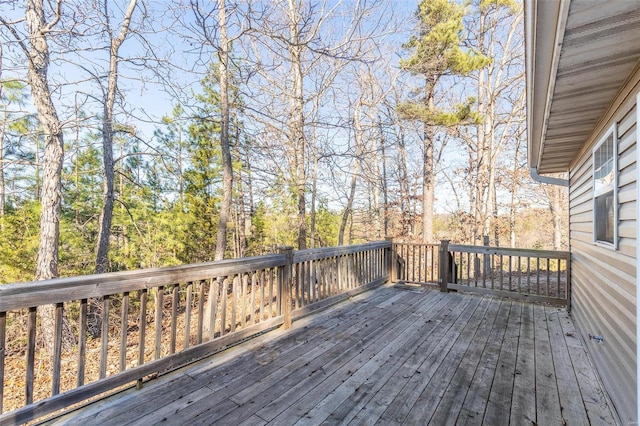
[46,285,616,425]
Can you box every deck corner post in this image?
[278,246,294,329]
[439,239,451,292]
[385,237,396,283]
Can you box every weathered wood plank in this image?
[545,307,589,425]
[322,293,451,425]
[346,295,474,425]
[481,302,522,425]
[431,299,506,425]
[557,311,616,425]
[402,298,500,424]
[288,292,453,425]
[375,297,487,424]
[533,304,562,425]
[226,292,425,424]
[510,303,536,425]
[454,301,511,425]
[447,284,567,306]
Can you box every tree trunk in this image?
[215,0,233,262]
[92,0,136,338]
[549,185,563,250]
[0,110,5,231]
[288,0,307,250]
[309,152,318,248]
[339,106,363,246]
[397,131,410,238]
[422,82,435,244]
[23,0,66,354]
[95,0,136,274]
[379,121,388,237]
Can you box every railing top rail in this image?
[0,254,286,312]
[448,244,570,259]
[293,241,390,263]
[391,242,440,247]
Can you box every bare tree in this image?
[467,1,524,244]
[241,0,389,249]
[95,0,138,274]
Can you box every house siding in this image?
[569,73,638,423]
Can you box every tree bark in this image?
[215,0,233,262]
[288,0,307,250]
[379,120,389,237]
[0,107,5,231]
[339,106,363,246]
[95,0,136,274]
[19,0,66,354]
[422,81,435,244]
[548,185,564,251]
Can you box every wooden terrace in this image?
[0,241,617,424]
[48,284,615,425]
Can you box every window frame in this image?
[592,123,618,249]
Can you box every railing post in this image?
[483,235,491,277]
[278,246,294,329]
[385,237,396,283]
[439,239,450,292]
[566,252,572,312]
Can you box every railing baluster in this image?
[139,289,147,366]
[170,286,178,354]
[100,296,110,379]
[241,274,248,329]
[411,244,416,282]
[268,269,274,318]
[197,281,205,343]
[527,257,531,294]
[210,277,220,337]
[547,258,551,296]
[220,278,227,336]
[0,311,5,414]
[536,258,541,295]
[251,273,257,324]
[231,275,238,333]
[121,292,130,371]
[558,260,562,297]
[155,287,163,360]
[52,302,63,396]
[78,299,87,387]
[295,262,301,309]
[517,257,522,293]
[185,283,192,348]
[490,254,495,289]
[509,256,513,291]
[26,307,36,405]
[482,253,487,288]
[499,255,504,290]
[259,270,265,321]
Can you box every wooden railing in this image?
[390,242,440,284]
[0,241,391,425]
[391,240,571,307]
[444,243,570,306]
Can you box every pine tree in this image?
[398,0,488,243]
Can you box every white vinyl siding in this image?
[569,88,637,423]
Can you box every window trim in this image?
[592,123,618,249]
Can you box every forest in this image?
[0,0,567,285]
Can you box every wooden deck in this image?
[45,284,616,425]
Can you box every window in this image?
[593,124,617,248]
